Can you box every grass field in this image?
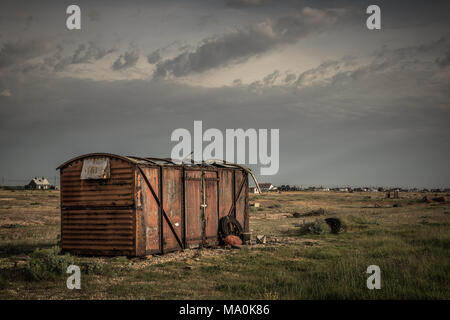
[0,188,449,299]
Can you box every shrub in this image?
[298,219,327,235]
[24,246,75,281]
[324,218,342,234]
[82,261,105,275]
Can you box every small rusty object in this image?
[224,235,242,246]
[57,153,250,257]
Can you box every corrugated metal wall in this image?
[60,157,135,255]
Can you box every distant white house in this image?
[26,177,51,190]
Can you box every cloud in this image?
[1,53,449,187]
[48,42,118,72]
[284,73,296,84]
[0,88,11,96]
[72,42,117,64]
[153,7,349,78]
[294,57,356,87]
[436,51,450,68]
[147,50,161,64]
[224,0,267,8]
[290,36,450,89]
[233,78,243,86]
[0,39,50,69]
[262,70,280,86]
[112,48,140,70]
[23,15,33,31]
[88,10,101,22]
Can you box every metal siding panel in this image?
[235,170,247,229]
[218,169,233,219]
[60,157,136,256]
[139,167,160,254]
[162,167,183,251]
[185,170,203,247]
[204,171,219,243]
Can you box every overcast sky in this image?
[0,0,449,188]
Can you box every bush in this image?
[24,246,75,281]
[298,219,327,235]
[82,261,105,275]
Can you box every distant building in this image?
[26,177,51,190]
[259,183,277,192]
[249,186,260,194]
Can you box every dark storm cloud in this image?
[0,39,50,69]
[0,0,449,189]
[112,48,140,70]
[153,7,349,78]
[2,34,449,187]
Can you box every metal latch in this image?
[200,203,208,208]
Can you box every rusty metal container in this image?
[57,153,249,256]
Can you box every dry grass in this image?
[0,189,449,299]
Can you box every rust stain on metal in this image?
[58,153,250,256]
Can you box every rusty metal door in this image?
[137,166,184,255]
[161,167,183,252]
[203,171,219,244]
[185,170,203,247]
[185,169,219,247]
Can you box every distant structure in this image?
[259,183,277,192]
[26,177,51,190]
[249,186,260,194]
